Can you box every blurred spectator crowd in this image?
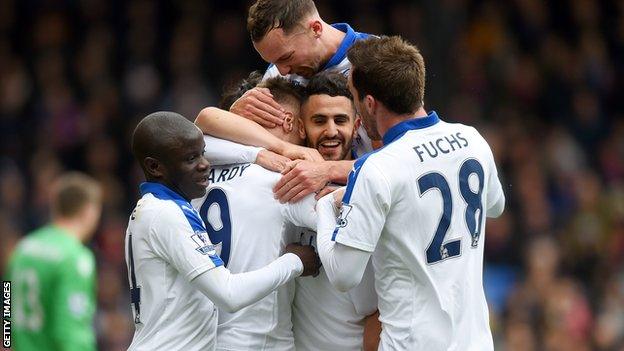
[0,0,622,350]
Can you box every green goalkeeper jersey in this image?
[7,225,96,351]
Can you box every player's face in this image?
[162,131,210,201]
[300,94,359,161]
[348,72,382,141]
[254,26,323,78]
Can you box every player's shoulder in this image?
[62,244,95,277]
[438,120,482,137]
[130,193,190,231]
[348,148,392,186]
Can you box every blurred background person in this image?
[6,172,102,351]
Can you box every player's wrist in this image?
[270,139,288,156]
[325,160,347,184]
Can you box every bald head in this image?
[132,111,201,169]
[132,111,210,200]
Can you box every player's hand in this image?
[315,184,340,200]
[281,144,323,162]
[285,243,321,277]
[230,87,286,128]
[274,160,330,203]
[255,149,290,173]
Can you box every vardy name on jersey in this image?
[208,164,252,184]
[413,132,469,162]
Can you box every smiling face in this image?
[253,25,324,78]
[160,129,210,201]
[300,94,360,161]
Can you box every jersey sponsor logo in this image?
[336,204,353,228]
[191,231,217,256]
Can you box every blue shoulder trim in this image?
[382,111,441,145]
[140,182,224,266]
[324,23,371,70]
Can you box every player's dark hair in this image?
[51,172,102,218]
[247,0,317,42]
[219,70,264,110]
[347,36,426,115]
[257,76,305,105]
[303,71,353,104]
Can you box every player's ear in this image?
[352,115,361,135]
[310,20,322,38]
[144,157,166,179]
[298,117,307,139]
[364,95,376,116]
[282,112,294,133]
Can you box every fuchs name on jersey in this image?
[413,132,469,162]
[208,164,252,184]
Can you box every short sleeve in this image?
[148,205,224,282]
[203,135,262,166]
[282,194,317,230]
[50,249,97,350]
[333,159,391,252]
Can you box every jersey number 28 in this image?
[418,159,484,264]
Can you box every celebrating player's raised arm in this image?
[195,106,322,162]
[274,159,355,203]
[190,244,318,313]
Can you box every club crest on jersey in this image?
[336,204,353,228]
[191,231,217,256]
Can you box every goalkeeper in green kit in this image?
[6,172,102,351]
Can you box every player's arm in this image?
[274,159,355,203]
[363,311,382,351]
[148,208,320,313]
[316,193,371,291]
[195,107,322,162]
[191,244,318,313]
[316,162,391,292]
[203,134,263,166]
[282,193,318,230]
[50,251,97,351]
[203,135,292,173]
[349,259,381,351]
[483,137,505,218]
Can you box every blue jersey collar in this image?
[140,182,188,203]
[324,23,368,70]
[382,111,441,145]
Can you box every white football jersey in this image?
[332,112,504,351]
[191,157,316,351]
[125,182,224,351]
[293,230,377,351]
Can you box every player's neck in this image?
[377,107,428,139]
[53,218,87,243]
[320,22,346,66]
